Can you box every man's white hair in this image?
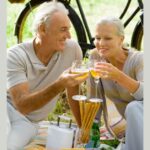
[32,1,69,34]
[96,16,125,36]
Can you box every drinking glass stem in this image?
[79,84,83,100]
[94,79,99,98]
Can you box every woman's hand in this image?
[95,62,122,82]
[95,62,141,94]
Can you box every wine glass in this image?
[71,60,89,101]
[89,59,103,100]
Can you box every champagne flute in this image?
[89,59,103,100]
[71,60,89,101]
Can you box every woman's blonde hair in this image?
[96,16,125,36]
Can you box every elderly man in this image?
[7,1,85,149]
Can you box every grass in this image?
[47,91,75,123]
[101,139,120,148]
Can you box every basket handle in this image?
[57,115,72,128]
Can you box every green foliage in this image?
[101,139,120,148]
[47,91,73,122]
[7,3,22,47]
[54,99,64,114]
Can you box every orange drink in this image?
[71,68,89,80]
[78,98,103,144]
[90,69,102,79]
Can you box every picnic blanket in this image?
[24,120,117,150]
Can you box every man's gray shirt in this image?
[7,38,82,122]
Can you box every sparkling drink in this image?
[71,60,89,80]
[71,60,89,101]
[71,68,89,80]
[90,69,102,79]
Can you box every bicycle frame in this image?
[118,0,143,49]
[57,0,93,44]
[14,0,143,53]
[119,0,143,28]
[56,0,94,48]
[72,0,143,50]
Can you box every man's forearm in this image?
[17,80,65,115]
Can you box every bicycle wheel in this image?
[14,0,88,55]
[131,21,143,51]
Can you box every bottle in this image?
[85,119,100,148]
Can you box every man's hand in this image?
[57,69,89,88]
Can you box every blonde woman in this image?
[89,17,143,150]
